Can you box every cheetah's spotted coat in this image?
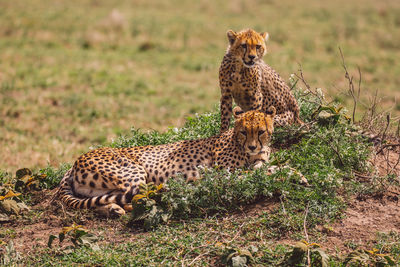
[57,108,275,216]
[219,28,302,132]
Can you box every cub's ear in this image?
[233,106,244,119]
[266,106,276,118]
[265,106,275,135]
[227,30,237,45]
[260,32,269,42]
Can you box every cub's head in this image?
[226,28,269,68]
[233,106,276,156]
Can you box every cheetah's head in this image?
[233,106,276,156]
[226,28,269,68]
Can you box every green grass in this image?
[1,0,400,172]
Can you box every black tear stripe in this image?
[258,136,263,152]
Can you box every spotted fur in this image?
[219,28,302,132]
[57,109,275,217]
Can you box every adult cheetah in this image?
[219,28,302,132]
[56,107,276,217]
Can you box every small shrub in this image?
[110,108,221,148]
[119,89,372,232]
[39,163,71,189]
[48,223,99,251]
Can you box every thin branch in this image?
[388,152,400,176]
[181,244,211,267]
[379,114,391,150]
[357,66,362,100]
[303,202,310,267]
[280,195,287,215]
[339,47,360,124]
[303,202,310,243]
[295,65,324,104]
[188,251,210,266]
[397,121,400,138]
[353,171,371,180]
[376,143,400,155]
[296,64,312,91]
[316,133,345,166]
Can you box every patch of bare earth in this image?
[319,188,399,254]
[2,190,140,253]
[319,145,400,254]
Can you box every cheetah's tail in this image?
[56,169,138,210]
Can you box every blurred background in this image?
[0,0,399,172]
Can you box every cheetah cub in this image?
[56,107,275,217]
[219,28,302,132]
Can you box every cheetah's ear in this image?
[233,106,244,119]
[260,32,269,42]
[266,106,275,135]
[266,106,276,118]
[227,30,237,45]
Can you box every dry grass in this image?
[1,0,400,172]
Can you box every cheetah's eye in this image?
[256,45,262,50]
[240,130,247,136]
[241,44,247,49]
[258,130,265,135]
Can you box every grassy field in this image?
[1,0,400,265]
[1,0,400,173]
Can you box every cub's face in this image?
[233,107,275,156]
[227,28,269,68]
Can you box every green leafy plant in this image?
[283,241,330,267]
[0,189,29,221]
[14,168,47,192]
[343,248,396,266]
[220,244,257,267]
[0,241,21,265]
[48,223,99,250]
[312,104,351,125]
[130,183,170,231]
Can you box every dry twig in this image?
[295,65,324,104]
[339,47,361,124]
[376,143,400,155]
[303,202,310,267]
[315,133,345,166]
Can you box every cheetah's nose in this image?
[248,145,256,151]
[248,55,256,60]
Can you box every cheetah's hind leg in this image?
[100,164,148,217]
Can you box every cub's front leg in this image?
[219,79,234,133]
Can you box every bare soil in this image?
[319,145,400,253]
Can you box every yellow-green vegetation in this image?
[1,0,400,172]
[1,93,399,265]
[1,0,400,265]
